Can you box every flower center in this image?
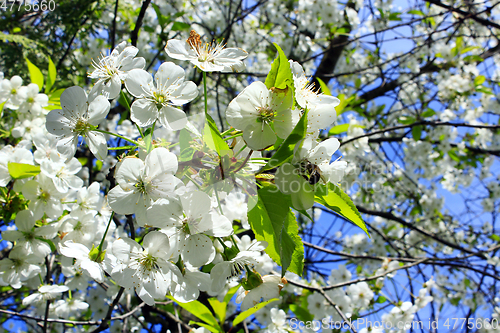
[134,179,151,195]
[73,118,92,136]
[152,91,167,110]
[28,97,34,103]
[257,106,275,123]
[39,190,51,203]
[138,251,158,271]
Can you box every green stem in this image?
[98,212,115,253]
[203,71,208,116]
[214,188,224,215]
[108,145,136,151]
[223,133,243,141]
[94,129,138,145]
[220,128,233,137]
[120,90,144,139]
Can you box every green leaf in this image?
[315,183,369,236]
[262,110,308,171]
[489,234,500,242]
[460,46,480,54]
[316,77,331,95]
[264,43,294,95]
[188,322,220,333]
[376,296,387,303]
[421,109,436,118]
[412,125,422,141]
[144,131,153,153]
[223,285,240,304]
[289,304,314,322]
[247,185,304,275]
[398,116,415,125]
[463,55,484,63]
[328,124,350,135]
[232,298,279,326]
[475,86,493,95]
[335,94,355,116]
[203,114,231,157]
[408,9,424,16]
[474,75,486,86]
[26,58,44,91]
[8,163,40,180]
[208,298,226,323]
[172,21,191,31]
[46,57,57,93]
[151,3,171,28]
[167,296,221,330]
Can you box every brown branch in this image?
[130,0,152,47]
[425,0,500,30]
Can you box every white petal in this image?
[130,99,159,127]
[107,186,140,215]
[86,131,108,160]
[169,81,199,105]
[182,234,215,266]
[125,69,153,97]
[243,123,276,151]
[115,157,144,189]
[87,96,110,126]
[60,86,88,115]
[155,62,186,88]
[180,191,211,222]
[165,40,196,61]
[158,105,187,130]
[145,147,178,178]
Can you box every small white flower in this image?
[110,231,181,306]
[22,284,69,306]
[290,61,340,132]
[107,147,181,226]
[59,241,105,283]
[88,41,145,100]
[226,81,295,150]
[124,62,198,130]
[165,30,248,72]
[45,86,110,160]
[235,275,283,311]
[147,191,233,267]
[2,210,55,259]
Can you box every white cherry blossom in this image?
[124,62,198,130]
[165,30,248,72]
[46,86,110,160]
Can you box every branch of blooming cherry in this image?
[303,241,500,281]
[340,120,500,147]
[130,0,152,47]
[0,301,146,326]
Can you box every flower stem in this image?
[94,129,138,145]
[120,89,144,139]
[223,132,243,141]
[214,187,224,215]
[203,71,208,116]
[98,211,115,254]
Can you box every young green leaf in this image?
[167,296,221,330]
[316,77,331,96]
[315,183,369,236]
[25,58,44,91]
[262,110,308,171]
[46,57,57,92]
[265,43,294,94]
[232,298,279,326]
[8,163,41,180]
[247,185,304,275]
